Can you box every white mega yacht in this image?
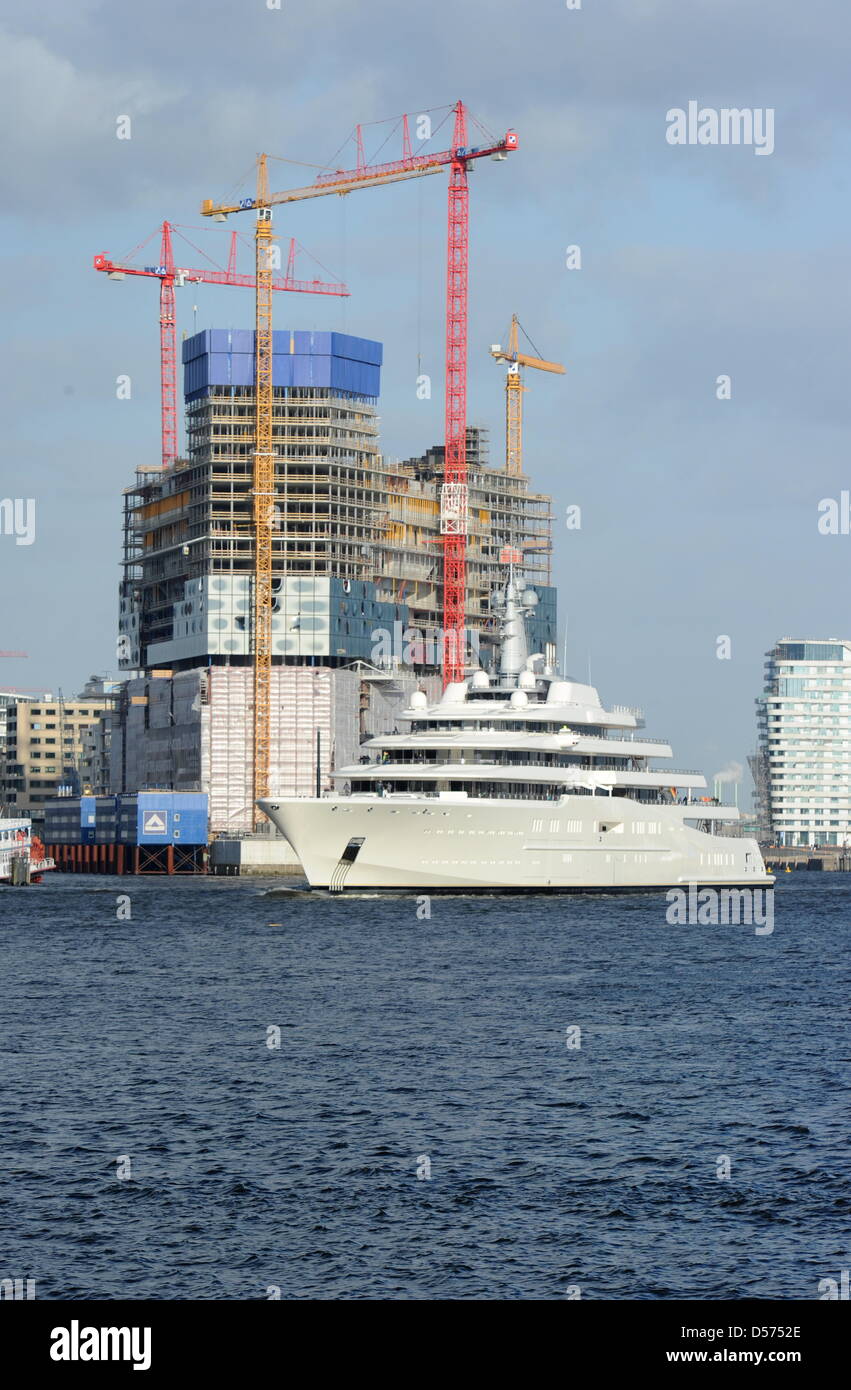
[259,574,772,892]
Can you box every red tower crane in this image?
[93,221,349,471]
[202,101,517,687]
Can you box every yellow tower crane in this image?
[252,155,275,812]
[490,315,565,475]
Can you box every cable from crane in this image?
[468,110,500,144]
[171,225,232,273]
[321,105,456,174]
[118,224,162,267]
[365,116,403,167]
[267,152,335,173]
[220,160,262,211]
[515,316,546,361]
[416,176,424,386]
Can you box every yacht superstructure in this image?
[259,574,771,892]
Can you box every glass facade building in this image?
[756,638,851,846]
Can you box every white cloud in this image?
[0,27,178,210]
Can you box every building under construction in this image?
[120,328,554,673]
[375,427,553,662]
[113,325,557,833]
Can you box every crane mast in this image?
[505,315,523,478]
[491,314,565,477]
[441,102,470,685]
[159,221,179,472]
[253,156,275,810]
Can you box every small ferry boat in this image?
[0,817,55,885]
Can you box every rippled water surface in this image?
[0,872,848,1299]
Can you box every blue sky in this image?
[1,0,850,798]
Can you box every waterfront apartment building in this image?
[0,679,119,823]
[0,690,47,745]
[0,690,44,814]
[754,638,851,846]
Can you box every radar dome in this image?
[441,681,468,705]
[409,691,428,710]
[470,671,490,690]
[518,670,536,691]
[509,689,528,708]
[522,589,539,607]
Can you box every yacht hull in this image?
[258,795,773,892]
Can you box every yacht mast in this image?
[494,566,537,684]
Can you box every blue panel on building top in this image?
[182,329,210,363]
[294,330,332,355]
[208,329,232,355]
[331,332,383,365]
[183,328,382,400]
[229,328,254,356]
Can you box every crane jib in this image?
[201,132,518,219]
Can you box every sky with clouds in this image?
[1,0,849,796]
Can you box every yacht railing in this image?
[339,785,735,810]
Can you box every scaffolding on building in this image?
[120,409,553,676]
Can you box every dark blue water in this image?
[0,873,848,1300]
